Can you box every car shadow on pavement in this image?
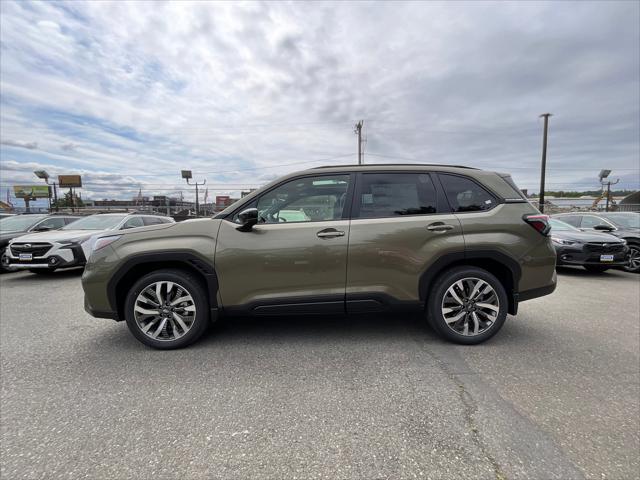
[555,266,631,278]
[0,268,84,281]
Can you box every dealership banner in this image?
[13,185,50,198]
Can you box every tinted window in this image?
[143,217,164,226]
[64,217,80,225]
[557,215,580,227]
[37,217,66,229]
[122,217,145,229]
[357,173,437,218]
[255,175,350,224]
[439,174,495,212]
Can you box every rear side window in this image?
[357,173,437,218]
[439,174,496,212]
[64,217,80,225]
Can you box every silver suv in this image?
[4,213,174,273]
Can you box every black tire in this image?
[584,265,609,273]
[124,269,210,349]
[623,243,640,274]
[427,266,508,345]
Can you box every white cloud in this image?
[0,0,638,204]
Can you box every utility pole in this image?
[538,113,552,213]
[354,120,364,165]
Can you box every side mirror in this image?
[236,208,258,232]
[593,224,614,231]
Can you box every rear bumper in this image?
[84,295,119,320]
[517,269,557,307]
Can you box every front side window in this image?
[62,215,127,230]
[254,175,350,224]
[37,217,66,230]
[143,217,164,226]
[122,217,145,229]
[357,173,437,218]
[580,216,613,229]
[439,174,496,212]
[557,215,580,227]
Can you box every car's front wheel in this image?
[624,243,640,273]
[125,269,210,349]
[427,266,508,345]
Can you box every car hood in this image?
[552,230,624,243]
[10,229,105,243]
[0,231,29,245]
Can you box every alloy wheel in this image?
[626,246,640,272]
[441,277,500,336]
[133,281,196,341]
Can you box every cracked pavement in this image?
[1,267,638,479]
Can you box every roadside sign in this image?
[58,175,82,188]
[13,185,50,198]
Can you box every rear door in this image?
[345,171,464,311]
[215,173,354,313]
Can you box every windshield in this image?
[62,215,126,230]
[0,215,47,232]
[549,218,579,231]
[599,213,640,229]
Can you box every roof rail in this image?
[311,163,478,170]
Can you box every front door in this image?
[215,173,353,314]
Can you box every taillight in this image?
[523,214,551,236]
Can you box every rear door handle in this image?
[317,229,345,238]
[427,222,454,232]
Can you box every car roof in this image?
[311,163,478,171]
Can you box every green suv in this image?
[82,165,556,349]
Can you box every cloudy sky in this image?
[1,0,639,207]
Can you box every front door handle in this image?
[317,228,345,238]
[426,222,454,232]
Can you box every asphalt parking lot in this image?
[1,268,638,480]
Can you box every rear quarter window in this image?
[438,174,497,212]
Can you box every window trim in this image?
[226,172,356,225]
[435,172,500,214]
[351,171,441,220]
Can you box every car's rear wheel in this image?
[125,269,209,349]
[584,265,610,273]
[427,266,508,345]
[624,243,640,273]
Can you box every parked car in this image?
[0,214,79,271]
[3,213,174,273]
[549,218,628,273]
[82,164,557,349]
[553,212,640,273]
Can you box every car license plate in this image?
[600,254,614,262]
[19,253,32,261]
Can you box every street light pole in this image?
[181,170,206,217]
[538,113,552,213]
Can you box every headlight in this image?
[59,238,83,246]
[551,237,578,246]
[93,235,122,252]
